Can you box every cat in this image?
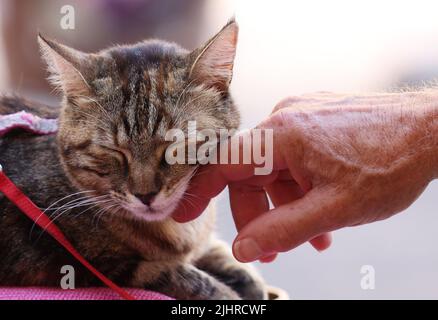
[0,20,267,300]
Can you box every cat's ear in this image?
[38,34,91,96]
[189,19,238,91]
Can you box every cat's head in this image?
[39,20,240,221]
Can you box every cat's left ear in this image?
[38,34,92,96]
[189,19,238,91]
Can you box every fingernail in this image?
[233,238,263,262]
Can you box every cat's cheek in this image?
[165,165,196,188]
[68,170,114,192]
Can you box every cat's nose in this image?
[135,192,158,206]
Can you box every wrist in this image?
[387,92,437,181]
[412,92,438,180]
[427,102,438,179]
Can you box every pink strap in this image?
[0,111,58,137]
[0,168,135,300]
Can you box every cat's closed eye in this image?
[79,166,111,177]
[97,145,129,177]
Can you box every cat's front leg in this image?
[130,261,241,300]
[196,240,268,300]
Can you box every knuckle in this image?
[271,96,302,114]
[269,108,293,129]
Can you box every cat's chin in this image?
[127,209,170,221]
[124,206,174,222]
[137,211,171,222]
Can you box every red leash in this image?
[0,165,135,300]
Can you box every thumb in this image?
[232,186,346,262]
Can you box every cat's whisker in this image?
[45,197,104,222]
[176,198,189,216]
[45,199,112,232]
[64,198,114,222]
[41,190,96,212]
[73,201,108,218]
[91,201,118,229]
[67,109,111,131]
[93,203,119,230]
[181,194,201,209]
[41,195,109,230]
[34,197,113,243]
[174,91,217,124]
[47,196,112,220]
[60,119,109,134]
[29,190,96,239]
[74,95,112,121]
[182,86,227,110]
[60,115,107,126]
[183,192,202,202]
[44,194,110,211]
[60,114,111,133]
[175,78,199,109]
[179,91,218,113]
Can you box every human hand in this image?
[173,92,437,262]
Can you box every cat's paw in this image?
[218,267,268,300]
[209,286,242,300]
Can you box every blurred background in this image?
[0,0,437,299]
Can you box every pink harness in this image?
[0,111,58,136]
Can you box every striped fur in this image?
[0,20,267,299]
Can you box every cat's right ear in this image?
[38,34,91,96]
[189,19,239,91]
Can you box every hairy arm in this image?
[425,98,438,178]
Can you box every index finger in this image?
[172,129,285,222]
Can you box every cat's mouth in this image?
[127,206,173,221]
[112,169,195,222]
[120,198,177,222]
[122,183,190,222]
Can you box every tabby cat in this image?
[0,20,267,300]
